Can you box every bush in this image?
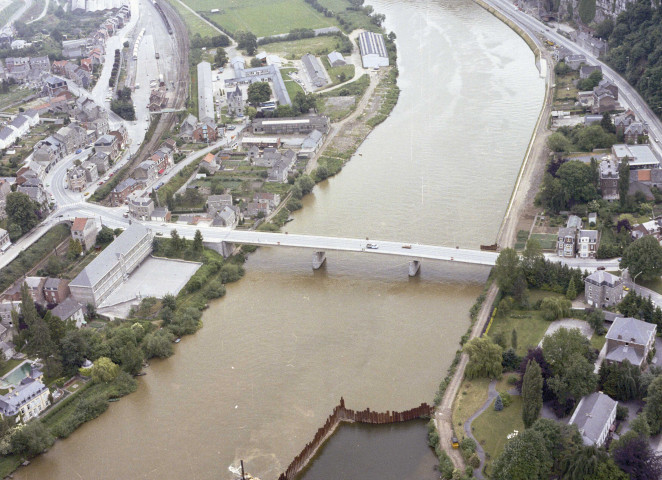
[460,437,476,459]
[616,404,629,421]
[500,391,512,408]
[468,452,480,469]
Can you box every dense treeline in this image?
[604,0,662,118]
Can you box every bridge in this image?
[145,222,499,276]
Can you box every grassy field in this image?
[322,56,354,85]
[164,0,219,38]
[530,233,557,251]
[487,307,551,356]
[186,0,337,37]
[261,35,340,58]
[284,78,304,99]
[317,0,377,32]
[472,395,524,472]
[452,377,492,441]
[640,278,662,294]
[0,85,35,112]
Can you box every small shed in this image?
[328,51,346,67]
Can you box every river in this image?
[15,0,544,478]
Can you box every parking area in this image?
[98,256,202,317]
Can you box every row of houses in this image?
[0,110,39,150]
[52,59,95,90]
[557,215,599,258]
[180,114,219,143]
[0,56,50,85]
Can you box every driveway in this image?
[538,319,592,347]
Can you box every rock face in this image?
[532,0,639,23]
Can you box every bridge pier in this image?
[221,241,235,258]
[312,251,326,270]
[408,260,421,277]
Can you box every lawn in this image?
[451,377,492,442]
[261,35,340,59]
[591,334,606,352]
[186,0,337,37]
[530,233,557,251]
[284,78,304,99]
[0,358,24,378]
[487,308,550,356]
[164,0,219,38]
[638,277,662,295]
[471,395,524,472]
[322,56,354,85]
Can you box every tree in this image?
[631,412,651,438]
[5,192,39,239]
[67,239,83,260]
[547,353,597,407]
[562,445,610,480]
[96,226,115,245]
[247,82,272,105]
[464,337,503,379]
[236,31,257,55]
[60,330,90,375]
[542,327,593,373]
[87,357,120,383]
[538,173,567,212]
[511,329,518,350]
[214,47,228,67]
[566,276,578,300]
[162,293,177,311]
[587,309,606,335]
[170,229,183,252]
[547,132,573,153]
[540,297,572,321]
[142,330,174,359]
[557,161,598,205]
[494,393,504,411]
[522,360,543,427]
[9,421,54,458]
[492,429,552,480]
[612,433,662,480]
[192,229,203,252]
[601,112,615,133]
[644,375,662,434]
[494,248,521,296]
[619,160,630,205]
[620,235,662,282]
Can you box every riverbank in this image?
[433,0,555,473]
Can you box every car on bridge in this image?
[366,243,378,249]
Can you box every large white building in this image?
[69,223,153,307]
[197,61,215,122]
[357,31,389,69]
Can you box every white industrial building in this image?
[357,31,389,69]
[197,61,215,122]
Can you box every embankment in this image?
[278,398,433,480]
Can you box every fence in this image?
[276,397,433,480]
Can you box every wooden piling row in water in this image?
[276,397,433,480]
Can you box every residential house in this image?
[109,178,142,206]
[33,136,65,170]
[605,316,656,368]
[588,212,597,226]
[268,149,297,182]
[568,392,617,447]
[67,167,87,192]
[192,120,218,143]
[592,92,618,114]
[128,194,154,220]
[51,297,85,328]
[214,206,237,227]
[94,134,119,159]
[149,149,170,173]
[0,179,12,219]
[109,125,128,149]
[614,110,636,135]
[246,201,270,218]
[557,227,577,257]
[0,228,10,252]
[577,229,599,258]
[24,276,46,304]
[71,217,99,251]
[54,124,86,154]
[62,38,88,58]
[69,223,153,307]
[580,65,602,80]
[151,207,170,222]
[17,184,47,206]
[199,153,219,174]
[584,270,625,308]
[82,161,98,183]
[42,75,68,98]
[254,192,281,208]
[0,377,50,422]
[600,158,619,201]
[43,278,70,304]
[89,151,110,174]
[564,54,587,70]
[179,114,198,141]
[133,160,157,182]
[624,122,646,144]
[207,194,233,216]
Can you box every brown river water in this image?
[15,0,544,478]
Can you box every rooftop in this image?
[569,392,617,446]
[585,270,622,287]
[606,316,656,347]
